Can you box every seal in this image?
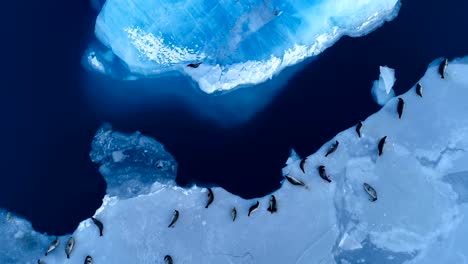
[91,217,104,236]
[299,157,307,173]
[416,83,423,97]
[45,237,60,256]
[285,175,308,189]
[187,62,202,68]
[168,210,179,228]
[164,255,173,264]
[325,140,339,157]
[363,183,377,201]
[85,255,93,264]
[232,207,237,222]
[65,237,75,259]
[318,165,332,183]
[378,136,387,156]
[248,201,260,216]
[267,195,277,214]
[205,188,214,208]
[397,98,404,119]
[356,121,363,138]
[438,58,448,79]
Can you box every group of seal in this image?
[40,217,105,263]
[162,186,280,262]
[396,57,445,117]
[169,186,281,222]
[246,195,278,217]
[39,61,452,263]
[288,58,451,203]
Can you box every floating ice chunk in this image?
[85,0,401,93]
[371,65,396,105]
[286,148,301,165]
[89,123,177,198]
[3,56,468,263]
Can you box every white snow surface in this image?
[86,0,401,93]
[371,65,396,105]
[2,57,468,263]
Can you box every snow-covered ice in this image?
[2,56,468,263]
[84,0,401,93]
[371,66,396,106]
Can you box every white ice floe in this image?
[2,56,468,263]
[85,0,401,93]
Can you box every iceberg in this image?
[371,65,396,106]
[84,0,401,93]
[2,56,468,263]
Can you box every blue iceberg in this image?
[84,0,400,93]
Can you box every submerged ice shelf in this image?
[89,123,178,198]
[3,56,468,263]
[84,0,400,93]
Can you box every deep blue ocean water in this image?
[1,0,468,235]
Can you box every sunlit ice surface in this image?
[83,0,400,94]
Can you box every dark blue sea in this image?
[1,0,468,235]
